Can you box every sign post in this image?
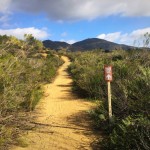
[104,65,113,122]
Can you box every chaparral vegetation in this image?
[68,47,150,150]
[0,34,63,149]
[0,32,150,150]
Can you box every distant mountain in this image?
[69,38,133,51]
[43,38,134,51]
[43,40,69,50]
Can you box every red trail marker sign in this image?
[104,65,112,81]
[104,65,113,122]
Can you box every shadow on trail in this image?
[67,111,102,150]
[31,110,102,150]
[31,121,91,131]
[57,84,72,88]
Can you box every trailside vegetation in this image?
[0,35,63,149]
[68,49,150,150]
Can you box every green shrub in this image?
[68,49,150,149]
[0,35,63,149]
[103,116,150,150]
[20,86,43,111]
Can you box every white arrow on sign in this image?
[106,74,112,80]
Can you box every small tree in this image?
[143,32,150,48]
[23,34,44,55]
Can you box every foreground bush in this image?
[0,35,63,149]
[103,116,150,150]
[69,49,150,149]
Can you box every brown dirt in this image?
[11,56,101,150]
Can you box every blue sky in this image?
[0,0,150,46]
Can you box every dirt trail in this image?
[12,56,100,150]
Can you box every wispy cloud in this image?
[0,27,49,40]
[0,14,9,22]
[61,32,67,37]
[97,27,150,46]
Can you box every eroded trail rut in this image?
[12,56,100,150]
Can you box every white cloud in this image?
[2,0,149,21]
[0,0,11,13]
[0,0,11,24]
[66,40,76,44]
[97,27,150,46]
[0,27,49,40]
[60,39,76,44]
[97,32,121,42]
[61,32,67,37]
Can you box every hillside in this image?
[69,50,150,150]
[43,38,134,51]
[43,40,69,50]
[69,38,133,51]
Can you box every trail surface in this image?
[12,56,100,150]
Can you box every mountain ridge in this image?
[43,38,134,51]
[43,40,70,50]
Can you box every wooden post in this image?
[104,65,113,123]
[107,81,112,121]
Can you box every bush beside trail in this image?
[0,35,63,149]
[68,49,150,150]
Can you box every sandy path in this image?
[12,56,100,150]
